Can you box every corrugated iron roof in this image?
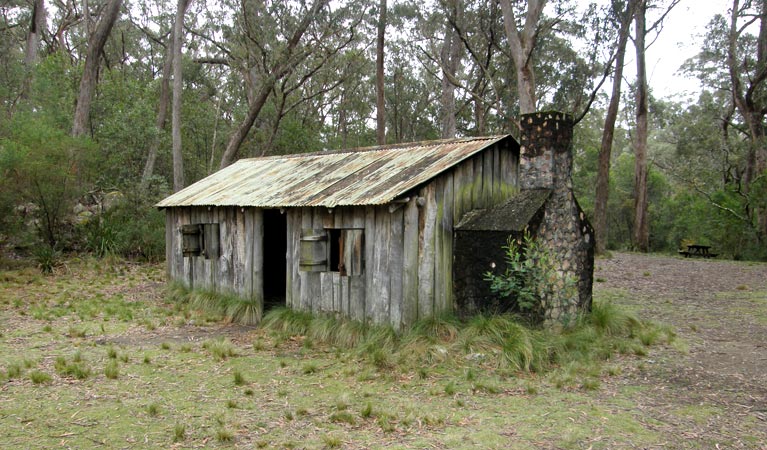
[455,189,551,231]
[156,135,511,208]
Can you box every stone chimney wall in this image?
[519,112,594,323]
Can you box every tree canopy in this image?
[0,0,764,261]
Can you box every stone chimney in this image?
[519,112,594,323]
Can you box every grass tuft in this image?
[54,355,91,380]
[173,423,186,443]
[104,360,119,379]
[233,370,246,386]
[29,370,52,384]
[321,433,342,448]
[202,338,237,360]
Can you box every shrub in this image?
[83,188,167,261]
[484,231,577,324]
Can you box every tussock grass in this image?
[29,370,52,384]
[104,360,119,379]
[54,355,91,380]
[168,282,262,325]
[261,301,669,377]
[202,337,238,360]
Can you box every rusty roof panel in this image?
[156,136,510,208]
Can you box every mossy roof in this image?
[455,189,551,231]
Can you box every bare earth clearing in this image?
[595,253,767,448]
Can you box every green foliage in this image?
[82,187,168,261]
[0,112,98,249]
[32,245,61,274]
[483,231,576,322]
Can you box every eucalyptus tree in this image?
[682,0,767,244]
[499,0,544,115]
[633,0,650,251]
[171,0,192,191]
[594,0,637,255]
[376,0,387,144]
[217,0,325,167]
[72,0,123,137]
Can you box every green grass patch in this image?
[260,300,666,377]
[1,255,728,449]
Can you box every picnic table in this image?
[678,244,718,258]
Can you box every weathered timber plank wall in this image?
[165,206,264,303]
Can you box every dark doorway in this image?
[263,209,287,310]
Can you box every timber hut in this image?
[157,112,594,327]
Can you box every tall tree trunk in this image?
[71,0,122,137]
[594,0,635,255]
[219,0,329,168]
[140,30,174,188]
[171,0,192,192]
[727,0,767,241]
[19,0,46,102]
[375,0,387,145]
[499,0,546,115]
[632,0,650,252]
[440,0,463,139]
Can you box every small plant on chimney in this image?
[483,230,577,325]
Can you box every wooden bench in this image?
[679,244,717,258]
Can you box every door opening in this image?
[263,209,287,310]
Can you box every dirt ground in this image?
[595,252,767,448]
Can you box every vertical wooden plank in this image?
[483,147,494,205]
[176,209,185,283]
[181,208,194,288]
[310,208,326,313]
[363,206,376,323]
[500,144,518,196]
[320,273,334,313]
[165,210,174,279]
[299,208,314,312]
[417,184,436,320]
[235,207,248,297]
[332,209,344,315]
[218,207,233,293]
[285,209,294,308]
[453,159,474,221]
[472,156,484,209]
[243,208,255,299]
[290,209,303,309]
[371,205,391,324]
[388,206,404,330]
[189,207,200,289]
[401,198,419,326]
[349,208,365,322]
[436,173,454,316]
[252,208,264,307]
[492,145,503,204]
[333,273,343,315]
[200,207,214,291]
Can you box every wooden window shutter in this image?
[343,229,364,276]
[299,228,328,272]
[202,223,220,259]
[181,224,203,256]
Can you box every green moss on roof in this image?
[455,189,551,231]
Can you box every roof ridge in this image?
[238,135,508,162]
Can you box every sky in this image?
[638,0,731,102]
